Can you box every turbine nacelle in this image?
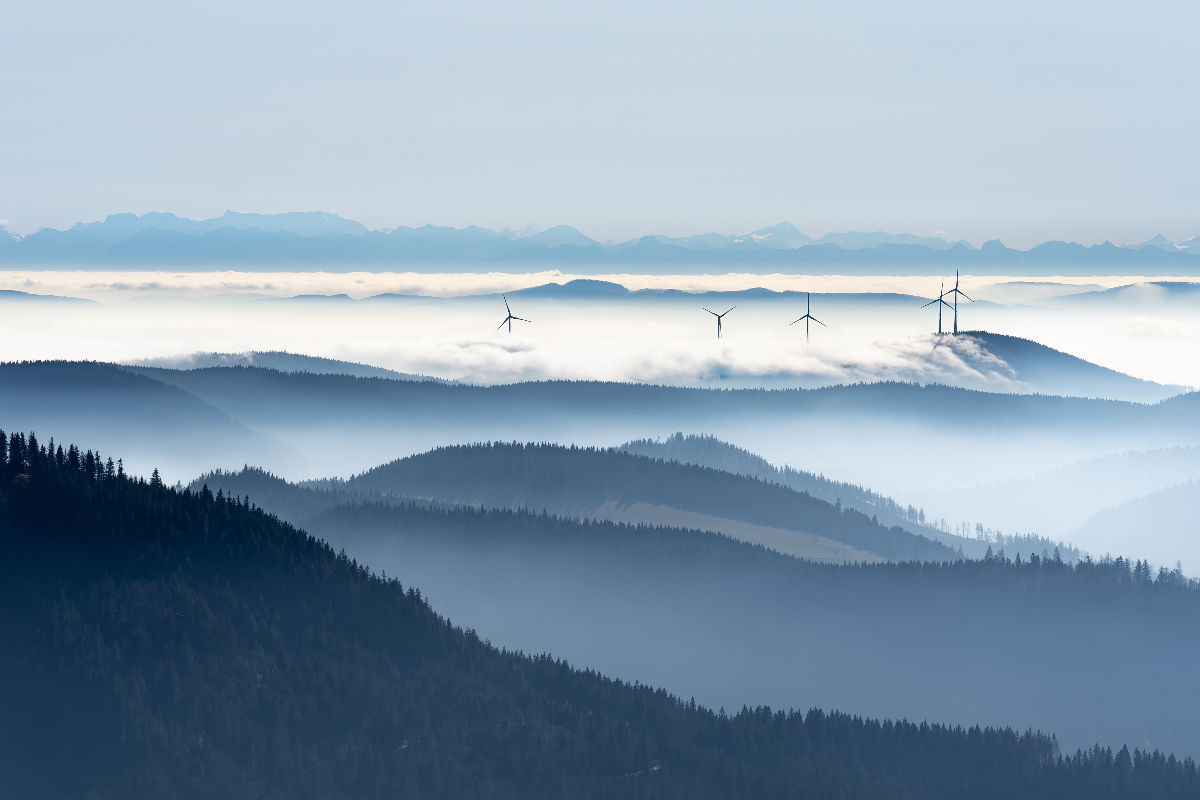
[789,292,827,341]
[702,306,736,338]
[498,295,532,333]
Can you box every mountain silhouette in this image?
[189,450,1200,758]
[0,289,96,304]
[7,211,1200,274]
[951,331,1185,402]
[7,432,1197,796]
[134,351,440,382]
[4,359,1194,488]
[338,442,958,562]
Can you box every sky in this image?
[3,0,1198,246]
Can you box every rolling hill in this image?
[192,455,1200,758]
[0,361,286,478]
[337,442,957,562]
[926,446,1200,552]
[1072,480,1200,569]
[5,358,1199,502]
[952,331,1185,402]
[619,433,1074,559]
[133,351,440,382]
[8,433,1196,797]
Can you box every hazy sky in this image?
[3,0,1197,245]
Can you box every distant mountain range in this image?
[3,211,1200,273]
[4,358,1198,514]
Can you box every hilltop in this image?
[7,432,1199,796]
[132,351,440,382]
[190,448,1200,757]
[952,331,1185,402]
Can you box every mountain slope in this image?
[5,360,1195,499]
[9,434,1197,798]
[954,331,1185,401]
[925,446,1200,550]
[0,289,95,305]
[1072,480,1200,569]
[194,458,1200,758]
[620,432,956,541]
[340,442,957,562]
[133,351,439,382]
[0,361,285,478]
[618,433,1075,559]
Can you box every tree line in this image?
[3,429,1200,798]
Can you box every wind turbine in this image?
[922,282,953,335]
[944,270,972,334]
[703,306,735,338]
[497,295,531,333]
[789,292,827,341]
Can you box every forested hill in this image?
[341,442,957,562]
[621,433,970,548]
[3,432,1200,799]
[199,459,1200,756]
[618,433,1078,560]
[6,360,1199,487]
[959,332,1186,403]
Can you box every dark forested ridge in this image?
[0,361,287,477]
[341,442,957,562]
[203,459,1200,758]
[4,431,1199,799]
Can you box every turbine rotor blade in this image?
[512,317,532,323]
[497,318,509,330]
[813,317,827,327]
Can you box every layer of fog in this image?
[3,271,1199,388]
[5,270,1200,570]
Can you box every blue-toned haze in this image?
[3,0,1197,246]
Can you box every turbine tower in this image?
[702,306,735,339]
[497,295,531,333]
[944,270,972,334]
[922,282,953,335]
[789,292,827,341]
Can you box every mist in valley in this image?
[3,270,1199,390]
[11,0,1200,790]
[4,271,1200,572]
[187,461,1200,759]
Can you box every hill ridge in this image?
[9,430,1200,796]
